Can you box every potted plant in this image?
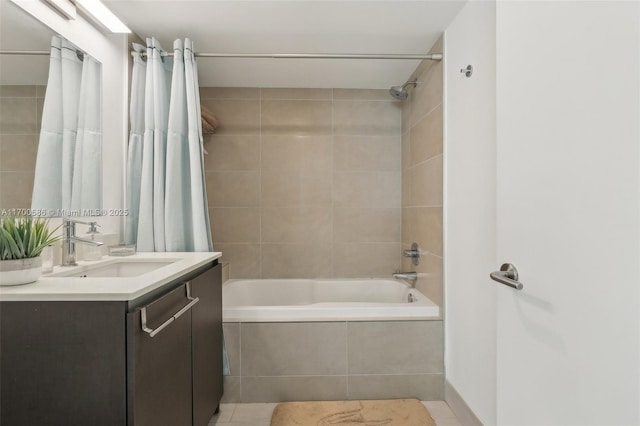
[0,216,60,286]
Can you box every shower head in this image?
[389,78,418,101]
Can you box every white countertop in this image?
[0,252,221,302]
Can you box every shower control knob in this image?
[403,242,421,266]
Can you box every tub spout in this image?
[393,271,418,286]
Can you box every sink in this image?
[49,260,177,278]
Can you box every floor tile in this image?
[423,400,455,419]
[230,402,277,423]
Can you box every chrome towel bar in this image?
[490,263,524,290]
[141,282,199,337]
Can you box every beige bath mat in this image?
[270,399,435,426]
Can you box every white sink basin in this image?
[50,260,177,278]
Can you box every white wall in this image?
[12,0,128,235]
[443,1,496,424]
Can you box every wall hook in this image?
[460,65,473,78]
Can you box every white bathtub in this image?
[222,278,440,322]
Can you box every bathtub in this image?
[222,278,440,322]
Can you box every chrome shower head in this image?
[389,78,418,101]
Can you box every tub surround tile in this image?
[200,87,260,100]
[223,323,241,376]
[0,134,38,171]
[333,135,400,172]
[0,171,34,209]
[410,155,443,207]
[261,135,331,173]
[333,208,400,243]
[240,376,348,403]
[0,85,37,97]
[260,88,332,100]
[261,100,332,135]
[410,105,443,165]
[214,243,261,279]
[348,321,443,374]
[348,374,444,401]
[0,97,38,134]
[411,207,443,257]
[333,100,401,135]
[332,89,391,101]
[200,99,260,135]
[204,135,260,171]
[334,171,401,208]
[261,244,333,278]
[241,322,347,376]
[332,243,401,278]
[206,171,260,207]
[261,206,332,243]
[414,253,444,308]
[221,377,241,403]
[210,208,260,243]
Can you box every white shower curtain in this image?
[124,44,147,244]
[131,37,212,252]
[33,36,102,213]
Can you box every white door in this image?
[495,1,640,425]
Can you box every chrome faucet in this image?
[393,271,418,286]
[61,218,104,266]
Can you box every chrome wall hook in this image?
[460,65,473,78]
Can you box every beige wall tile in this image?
[241,322,347,375]
[410,155,443,207]
[415,253,443,308]
[241,376,347,403]
[300,172,332,206]
[261,243,332,278]
[261,100,332,135]
[36,97,44,132]
[223,323,241,375]
[0,134,38,171]
[262,135,331,173]
[261,88,332,100]
[221,377,241,403]
[210,208,260,243]
[0,171,34,209]
[333,89,390,101]
[36,85,47,98]
[332,243,401,278]
[402,170,411,208]
[409,62,443,129]
[206,171,260,207]
[348,321,443,374]
[203,135,260,171]
[401,208,412,245]
[0,98,37,134]
[347,374,443,400]
[410,104,443,165]
[214,243,261,278]
[199,87,259,99]
[334,171,400,208]
[333,100,401,135]
[262,206,332,243]
[0,86,36,97]
[412,207,443,257]
[333,208,400,243]
[401,131,411,171]
[261,171,299,207]
[333,135,400,171]
[200,99,260,135]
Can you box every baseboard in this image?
[444,380,483,426]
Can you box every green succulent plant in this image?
[0,216,60,261]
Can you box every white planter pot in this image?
[0,257,42,286]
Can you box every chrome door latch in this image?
[490,263,523,290]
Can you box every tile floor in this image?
[208,401,461,426]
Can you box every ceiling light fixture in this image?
[73,0,131,33]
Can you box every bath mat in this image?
[270,399,435,426]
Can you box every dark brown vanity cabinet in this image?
[0,261,222,426]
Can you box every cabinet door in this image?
[191,264,223,426]
[127,284,194,426]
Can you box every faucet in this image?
[392,271,418,287]
[61,218,104,266]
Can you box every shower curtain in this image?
[32,36,102,213]
[127,37,212,252]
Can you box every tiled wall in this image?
[401,37,444,307]
[202,88,402,279]
[0,85,44,209]
[223,320,444,402]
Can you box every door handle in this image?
[490,263,523,290]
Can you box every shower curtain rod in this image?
[132,51,444,60]
[0,50,50,55]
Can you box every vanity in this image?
[0,252,223,426]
